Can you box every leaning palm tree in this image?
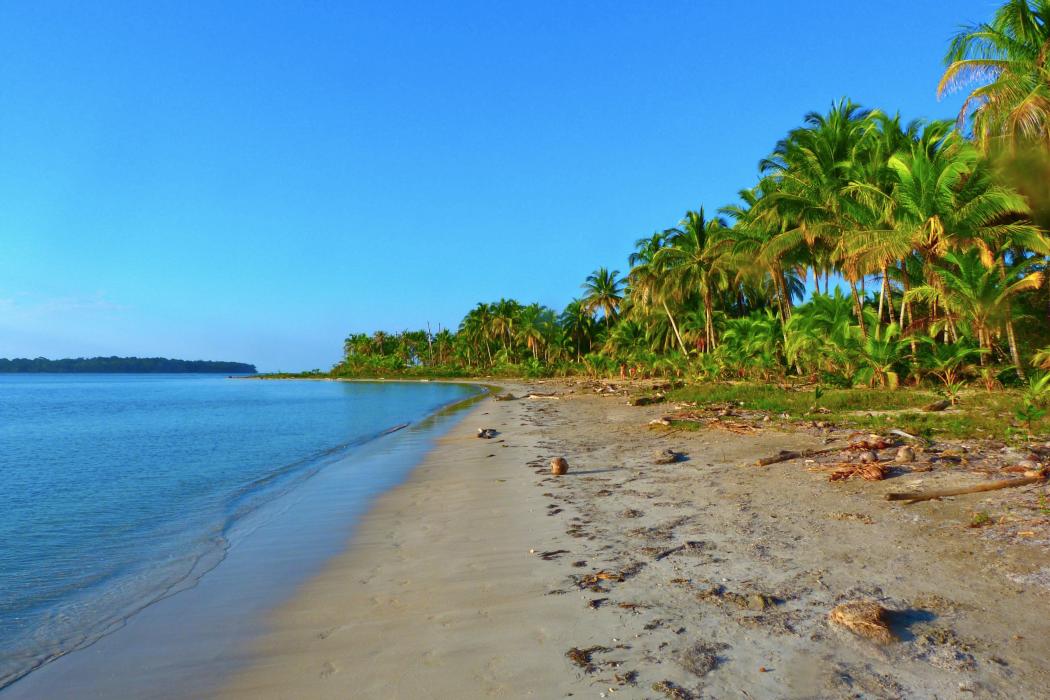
[939,0,1050,150]
[628,230,690,355]
[581,267,625,327]
[652,208,732,352]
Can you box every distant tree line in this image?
[0,357,257,374]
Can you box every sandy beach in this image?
[220,380,1050,699]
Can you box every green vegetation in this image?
[293,2,1050,436]
[0,357,257,374]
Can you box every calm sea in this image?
[0,375,477,690]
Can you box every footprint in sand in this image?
[320,661,338,678]
[317,626,342,640]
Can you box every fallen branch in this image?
[755,446,842,466]
[885,475,1047,504]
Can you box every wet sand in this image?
[221,381,1050,699]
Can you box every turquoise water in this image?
[0,375,477,689]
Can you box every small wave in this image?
[0,420,417,692]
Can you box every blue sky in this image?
[0,1,991,371]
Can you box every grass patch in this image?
[668,382,1039,440]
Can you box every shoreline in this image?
[217,380,588,698]
[1,383,485,700]
[220,379,1050,698]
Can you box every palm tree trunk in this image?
[1006,314,1025,380]
[779,269,793,317]
[996,255,1026,380]
[703,292,716,351]
[849,276,869,341]
[883,267,896,324]
[662,301,689,356]
[877,266,890,325]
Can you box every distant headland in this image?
[0,357,257,374]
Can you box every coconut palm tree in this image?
[581,267,625,327]
[628,229,690,355]
[906,249,1044,362]
[652,208,731,352]
[559,299,597,361]
[939,0,1050,150]
[753,99,880,336]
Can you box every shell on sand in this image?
[829,600,896,644]
[551,457,569,475]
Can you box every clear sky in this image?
[0,1,992,371]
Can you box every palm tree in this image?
[939,0,1050,150]
[581,267,625,327]
[628,229,690,355]
[559,299,597,361]
[652,208,731,351]
[906,249,1044,362]
[516,303,556,360]
[753,99,880,336]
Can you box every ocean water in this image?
[0,375,478,690]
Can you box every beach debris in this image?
[885,473,1047,504]
[651,680,697,699]
[649,417,672,427]
[538,549,570,561]
[829,600,896,644]
[588,597,609,609]
[679,641,728,677]
[527,391,560,400]
[923,399,951,412]
[713,420,759,435]
[697,584,780,610]
[477,428,498,439]
[577,570,625,591]
[856,450,879,464]
[493,392,517,401]
[551,456,569,475]
[847,436,894,451]
[614,670,639,686]
[755,445,842,466]
[629,393,665,407]
[575,564,645,592]
[653,448,685,464]
[653,540,709,561]
[828,511,875,524]
[895,446,916,463]
[565,645,612,673]
[829,462,887,482]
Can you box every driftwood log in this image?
[885,474,1047,504]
